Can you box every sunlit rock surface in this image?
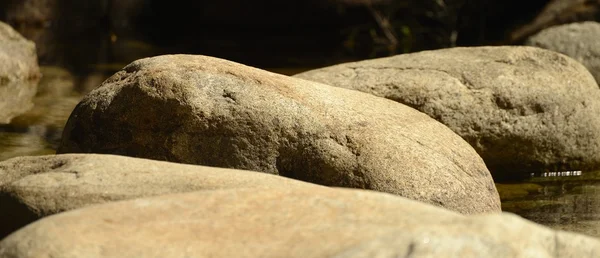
[296,46,600,180]
[57,54,501,214]
[0,153,315,238]
[1,186,598,258]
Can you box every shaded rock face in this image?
[57,54,500,214]
[0,154,313,239]
[1,187,598,258]
[0,21,40,124]
[294,46,600,180]
[526,21,600,85]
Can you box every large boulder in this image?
[294,46,600,179]
[0,153,312,238]
[526,21,600,84]
[1,187,598,257]
[57,54,500,214]
[0,21,40,123]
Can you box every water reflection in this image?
[533,171,583,177]
[0,66,106,161]
[0,80,37,124]
[0,132,55,161]
[498,170,600,238]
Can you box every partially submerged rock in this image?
[295,46,600,179]
[0,153,312,238]
[57,54,500,214]
[0,21,40,123]
[1,187,598,258]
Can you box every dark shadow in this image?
[0,193,40,240]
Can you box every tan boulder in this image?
[0,21,40,123]
[57,54,500,214]
[295,46,600,179]
[0,154,312,238]
[1,187,598,257]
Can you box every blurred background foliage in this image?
[0,0,599,75]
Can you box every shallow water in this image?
[1,66,599,238]
[499,171,600,237]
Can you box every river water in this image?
[1,63,599,238]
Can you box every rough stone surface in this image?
[0,153,312,238]
[1,187,598,258]
[526,21,600,84]
[0,21,40,123]
[295,46,600,179]
[57,54,500,214]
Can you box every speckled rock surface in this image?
[295,46,600,179]
[57,54,500,214]
[0,21,40,123]
[526,21,600,84]
[1,187,598,258]
[0,153,312,238]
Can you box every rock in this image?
[526,21,600,84]
[294,46,600,179]
[0,21,40,82]
[333,213,600,258]
[8,67,82,148]
[0,187,598,257]
[0,21,40,124]
[57,54,501,214]
[0,153,312,238]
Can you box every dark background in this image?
[1,0,599,75]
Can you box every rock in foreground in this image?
[57,54,500,214]
[526,21,600,84]
[0,154,312,238]
[295,46,600,179]
[1,187,598,258]
[0,21,40,123]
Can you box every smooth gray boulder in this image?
[0,21,40,123]
[1,187,598,258]
[295,46,600,179]
[57,54,500,214]
[526,21,600,84]
[0,153,313,238]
